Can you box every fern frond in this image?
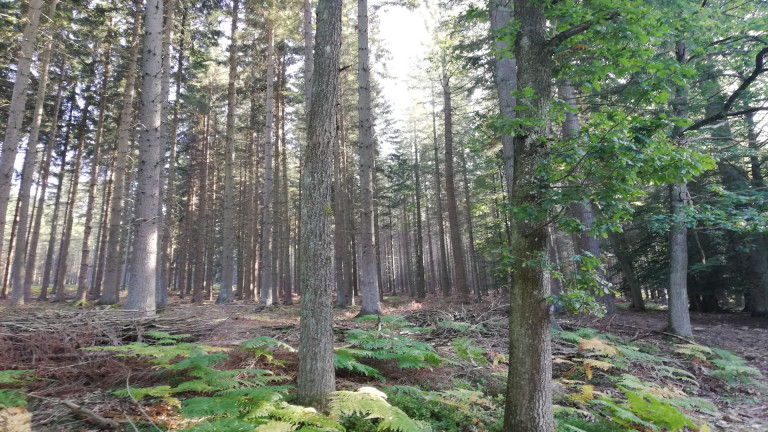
[623,388,696,431]
[113,385,173,400]
[675,344,712,360]
[592,397,658,431]
[240,336,297,353]
[144,331,191,344]
[582,358,614,371]
[330,387,429,432]
[579,338,619,356]
[334,349,384,379]
[253,420,296,432]
[180,396,241,418]
[269,403,342,430]
[180,417,257,432]
[568,385,595,404]
[0,370,34,384]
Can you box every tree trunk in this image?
[77,44,112,303]
[90,169,112,299]
[297,0,341,409]
[193,111,211,303]
[413,137,426,299]
[260,23,276,306]
[609,232,645,311]
[280,69,292,305]
[667,41,693,337]
[441,57,470,304]
[25,68,66,300]
[334,101,351,307]
[490,0,516,212]
[431,86,451,297]
[503,1,554,430]
[458,142,482,301]
[126,0,165,314]
[216,0,238,304]
[0,0,46,263]
[101,0,143,305]
[356,0,381,315]
[156,0,178,308]
[9,0,61,304]
[54,92,92,302]
[560,81,616,313]
[745,112,768,316]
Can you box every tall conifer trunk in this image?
[413,136,426,299]
[101,0,143,304]
[10,0,61,304]
[0,0,46,262]
[297,0,342,408]
[260,24,276,306]
[441,57,470,304]
[357,0,381,315]
[25,65,66,301]
[126,0,165,314]
[77,44,112,303]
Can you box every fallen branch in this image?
[610,323,698,345]
[59,400,120,429]
[26,393,119,429]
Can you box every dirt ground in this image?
[0,295,766,431]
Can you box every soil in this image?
[0,295,766,431]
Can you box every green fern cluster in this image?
[335,316,449,380]
[0,369,35,408]
[92,332,425,431]
[554,329,718,432]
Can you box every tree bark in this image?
[356,0,381,315]
[9,0,61,304]
[667,41,693,337]
[609,232,645,310]
[217,0,239,304]
[156,0,178,308]
[0,0,46,264]
[54,90,92,302]
[503,1,554,430]
[101,0,143,305]
[126,0,165,314]
[413,137,426,299]
[260,23,276,306]
[77,44,112,303]
[25,65,66,301]
[441,56,470,304]
[430,85,451,297]
[334,100,352,307]
[297,0,341,409]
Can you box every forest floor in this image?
[0,294,766,431]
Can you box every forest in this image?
[1,0,767,430]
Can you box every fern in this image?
[114,385,173,400]
[330,387,429,432]
[451,337,486,364]
[624,388,696,431]
[240,336,297,365]
[335,348,384,379]
[592,397,658,431]
[335,327,449,378]
[709,347,762,384]
[0,370,34,385]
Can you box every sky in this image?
[376,4,432,128]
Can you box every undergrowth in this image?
[50,316,762,432]
[552,327,763,431]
